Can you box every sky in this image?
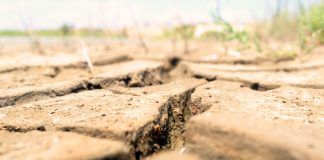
[0,0,320,30]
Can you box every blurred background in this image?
[0,0,323,61]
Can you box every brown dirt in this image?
[186,81,324,160]
[0,131,129,160]
[0,40,323,160]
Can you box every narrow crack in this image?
[191,73,280,91]
[2,125,47,133]
[193,75,217,82]
[239,82,280,91]
[0,68,166,108]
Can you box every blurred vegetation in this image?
[163,24,196,54]
[200,12,262,52]
[163,24,195,40]
[269,11,298,40]
[60,24,74,37]
[271,50,298,62]
[0,30,28,36]
[0,27,127,39]
[299,1,324,45]
[176,25,196,40]
[262,0,324,51]
[0,0,323,54]
[198,0,323,58]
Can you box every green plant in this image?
[269,49,298,62]
[203,13,262,52]
[300,1,324,44]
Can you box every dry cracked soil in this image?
[0,45,323,160]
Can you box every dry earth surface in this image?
[0,39,323,160]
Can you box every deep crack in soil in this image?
[0,55,209,159]
[1,53,323,160]
[0,78,209,160]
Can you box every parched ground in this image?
[0,39,323,160]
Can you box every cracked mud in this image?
[0,48,323,160]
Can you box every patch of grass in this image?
[0,30,28,36]
[270,50,298,62]
[0,28,127,39]
[35,30,64,37]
